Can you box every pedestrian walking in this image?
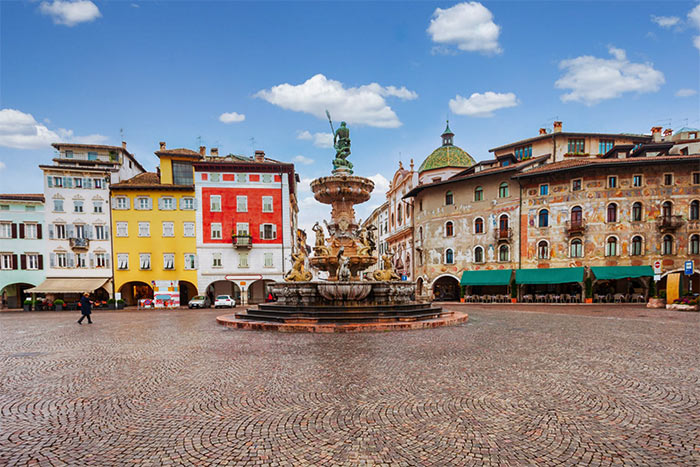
[77,293,92,324]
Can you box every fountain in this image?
[217,118,468,332]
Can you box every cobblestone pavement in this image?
[1,306,698,465]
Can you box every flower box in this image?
[666,304,699,312]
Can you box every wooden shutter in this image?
[38,255,44,270]
[273,224,277,239]
[105,253,110,268]
[19,224,25,238]
[158,197,164,210]
[48,224,54,239]
[20,254,26,270]
[47,176,53,188]
[89,253,95,268]
[49,253,56,268]
[12,254,18,270]
[11,223,17,238]
[37,224,42,239]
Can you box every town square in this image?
[1,0,699,464]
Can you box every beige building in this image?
[385,160,418,280]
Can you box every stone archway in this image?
[205,280,241,304]
[178,281,198,305]
[247,279,276,304]
[432,275,460,301]
[118,282,154,306]
[1,282,36,309]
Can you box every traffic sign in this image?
[654,274,661,282]
[653,260,662,274]
[685,260,694,276]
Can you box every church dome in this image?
[418,122,475,173]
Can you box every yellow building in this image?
[110,143,203,305]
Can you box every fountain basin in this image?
[317,283,372,301]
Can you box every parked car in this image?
[214,295,236,308]
[188,295,211,309]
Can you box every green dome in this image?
[418,122,475,173]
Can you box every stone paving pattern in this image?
[1,305,698,465]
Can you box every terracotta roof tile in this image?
[0,193,45,202]
[155,148,203,158]
[514,154,700,178]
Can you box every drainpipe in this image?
[518,181,523,271]
[280,169,286,280]
[108,181,116,301]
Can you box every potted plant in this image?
[459,286,466,303]
[117,299,126,310]
[32,300,42,311]
[23,298,32,311]
[584,277,593,303]
[108,298,117,310]
[53,299,65,311]
[647,289,666,309]
[667,296,699,311]
[510,278,517,303]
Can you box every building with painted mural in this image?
[0,194,46,308]
[194,150,298,305]
[385,160,418,280]
[28,143,144,302]
[109,142,201,306]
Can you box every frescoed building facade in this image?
[361,200,388,278]
[385,161,418,280]
[194,150,298,305]
[0,194,46,308]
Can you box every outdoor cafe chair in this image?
[522,294,533,303]
[535,294,546,303]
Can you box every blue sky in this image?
[1,1,699,228]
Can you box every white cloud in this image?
[0,108,107,149]
[39,1,101,27]
[651,15,680,28]
[293,155,314,165]
[690,4,700,51]
[218,111,245,123]
[255,74,417,128]
[296,130,333,148]
[296,130,313,140]
[555,47,665,105]
[368,173,390,193]
[0,161,6,171]
[449,91,518,117]
[427,2,502,55]
[676,88,697,97]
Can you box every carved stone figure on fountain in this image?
[284,249,313,282]
[337,247,352,282]
[312,222,331,256]
[373,251,401,281]
[356,225,373,257]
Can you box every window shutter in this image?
[148,198,153,210]
[38,255,44,270]
[19,223,25,238]
[85,178,92,189]
[37,224,42,239]
[64,177,72,188]
[89,253,95,268]
[50,253,56,268]
[47,176,53,188]
[179,197,184,209]
[85,225,93,239]
[105,253,111,268]
[12,254,18,270]
[48,224,54,239]
[67,225,75,238]
[104,226,109,240]
[194,255,199,270]
[260,224,264,239]
[11,223,17,238]
[273,224,277,239]
[68,253,75,268]
[20,254,26,270]
[158,197,164,210]
[194,198,198,210]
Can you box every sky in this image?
[1,0,699,232]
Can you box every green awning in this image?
[460,269,513,286]
[590,266,653,280]
[515,267,585,285]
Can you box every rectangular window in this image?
[184,253,197,270]
[73,201,84,213]
[183,222,195,237]
[93,201,103,213]
[663,173,674,186]
[136,197,152,210]
[74,177,83,188]
[138,222,150,237]
[53,176,63,187]
[237,196,248,212]
[172,161,194,185]
[117,253,129,270]
[162,222,174,237]
[0,254,12,269]
[262,174,272,183]
[209,173,221,182]
[87,152,98,161]
[262,196,273,212]
[139,253,151,270]
[163,253,175,270]
[27,254,39,270]
[55,224,66,239]
[0,223,11,238]
[94,178,103,189]
[160,197,175,210]
[74,224,85,239]
[115,197,129,210]
[608,176,617,188]
[25,205,35,212]
[599,139,614,154]
[239,252,249,268]
[633,175,643,187]
[76,253,87,268]
[210,195,221,212]
[236,223,249,236]
[53,199,64,212]
[514,145,532,160]
[212,252,222,268]
[568,138,585,154]
[261,223,277,240]
[95,253,107,268]
[211,223,222,239]
[116,222,128,237]
[236,173,247,183]
[94,225,106,240]
[539,184,549,196]
[24,223,37,239]
[56,252,67,268]
[65,150,73,158]
[0,205,8,211]
[693,172,700,185]
[180,197,194,210]
[264,252,273,268]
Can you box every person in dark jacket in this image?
[78,293,92,324]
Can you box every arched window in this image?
[662,235,673,255]
[445,248,454,264]
[631,235,643,256]
[474,186,483,201]
[691,200,699,220]
[474,246,484,263]
[537,241,549,259]
[632,202,643,222]
[499,244,509,262]
[538,209,549,228]
[662,201,673,218]
[445,191,453,206]
[607,203,617,223]
[499,182,509,198]
[474,217,484,234]
[570,239,583,258]
[605,237,618,256]
[499,214,509,231]
[445,221,454,237]
[397,204,402,225]
[691,234,700,255]
[571,206,583,225]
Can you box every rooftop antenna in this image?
[196,136,203,147]
[119,128,124,141]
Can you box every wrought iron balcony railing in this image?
[565,219,586,235]
[494,227,512,242]
[68,237,89,250]
[232,234,253,248]
[656,215,684,232]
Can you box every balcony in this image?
[69,237,89,250]
[656,215,684,232]
[232,234,253,248]
[494,227,512,242]
[565,219,586,236]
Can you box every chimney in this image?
[159,141,166,151]
[121,141,127,149]
[651,126,662,142]
[663,128,673,140]
[539,128,547,135]
[199,146,206,156]
[254,150,265,162]
[211,148,219,157]
[410,158,414,171]
[553,121,562,133]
